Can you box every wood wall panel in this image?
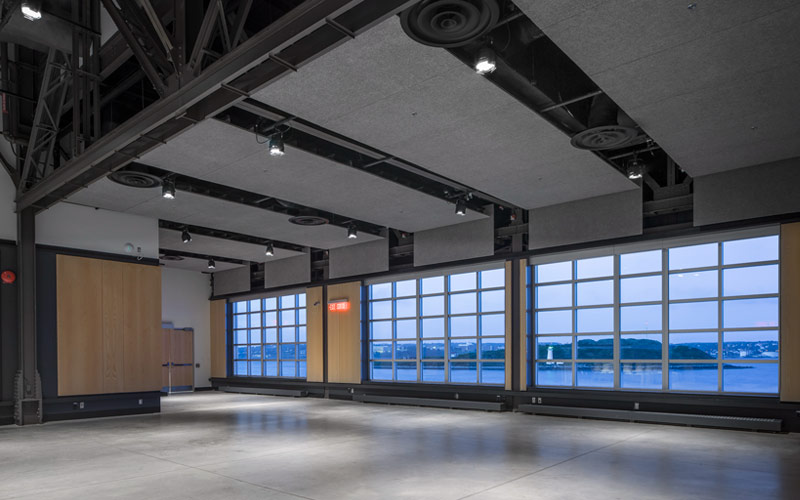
[504,261,512,390]
[102,261,125,393]
[210,300,227,378]
[327,281,362,384]
[57,255,104,396]
[122,264,162,392]
[781,222,800,402]
[306,286,324,382]
[518,260,528,390]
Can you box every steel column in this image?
[14,208,41,425]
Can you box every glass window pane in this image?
[421,295,444,316]
[421,318,445,338]
[450,339,477,360]
[620,363,662,390]
[264,328,277,344]
[669,243,718,270]
[449,292,477,314]
[234,346,247,360]
[723,265,779,297]
[577,280,613,306]
[395,279,416,297]
[480,269,505,288]
[535,283,572,309]
[576,256,613,279]
[535,261,572,283]
[576,335,613,359]
[371,321,392,340]
[371,342,392,360]
[480,314,505,336]
[234,361,247,376]
[723,235,779,265]
[621,334,663,360]
[576,307,613,333]
[395,298,417,318]
[395,319,416,339]
[371,361,392,380]
[280,344,296,359]
[723,331,779,360]
[248,328,261,344]
[669,363,718,391]
[298,361,307,378]
[536,336,572,360]
[249,361,262,376]
[421,276,444,295]
[264,311,277,327]
[264,297,277,310]
[280,361,296,377]
[669,271,718,300]
[234,315,247,329]
[450,362,477,383]
[621,304,662,332]
[723,363,778,393]
[280,295,295,309]
[233,301,247,314]
[536,310,572,334]
[450,272,477,292]
[264,344,277,360]
[371,283,392,300]
[371,300,392,320]
[480,362,505,384]
[396,362,417,381]
[249,299,261,311]
[249,313,261,328]
[234,330,247,344]
[280,327,295,343]
[620,275,662,303]
[421,341,445,359]
[620,250,662,275]
[422,362,445,382]
[298,309,306,325]
[264,361,278,376]
[395,341,417,360]
[669,332,717,359]
[723,298,779,328]
[536,362,572,386]
[669,301,718,330]
[480,339,504,360]
[576,362,614,388]
[480,290,505,312]
[297,344,307,360]
[297,327,307,343]
[249,345,262,359]
[280,309,296,326]
[298,294,306,308]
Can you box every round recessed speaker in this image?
[288,215,329,226]
[109,170,163,189]
[570,125,639,151]
[160,255,185,262]
[400,0,500,48]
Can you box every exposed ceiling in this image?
[68,180,384,249]
[158,228,304,263]
[138,119,487,232]
[514,0,800,177]
[252,16,637,209]
[160,255,243,273]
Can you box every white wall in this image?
[0,169,15,241]
[36,202,159,258]
[162,267,212,388]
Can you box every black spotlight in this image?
[207,258,215,270]
[455,198,467,216]
[347,224,358,239]
[181,229,192,244]
[268,135,285,157]
[162,178,176,199]
[265,242,274,257]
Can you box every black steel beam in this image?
[19,0,417,213]
[158,219,306,253]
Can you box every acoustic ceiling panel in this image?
[159,228,304,262]
[252,17,635,209]
[515,0,800,177]
[136,119,486,232]
[68,178,383,249]
[160,256,243,273]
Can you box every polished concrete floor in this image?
[1,392,799,499]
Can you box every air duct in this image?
[400,0,500,48]
[570,93,639,150]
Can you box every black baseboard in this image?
[43,392,161,422]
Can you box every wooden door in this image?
[169,329,194,392]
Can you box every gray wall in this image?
[213,266,251,296]
[529,189,642,249]
[694,158,800,226]
[414,206,494,267]
[264,252,310,289]
[329,239,388,279]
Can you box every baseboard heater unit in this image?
[220,386,307,398]
[354,394,503,411]
[518,404,782,432]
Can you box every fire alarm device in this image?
[1,270,16,284]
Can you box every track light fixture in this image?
[207,258,215,270]
[455,198,467,216]
[627,159,644,180]
[347,224,358,239]
[474,46,496,75]
[268,135,285,157]
[181,229,192,244]
[265,242,274,257]
[162,178,175,199]
[21,1,42,20]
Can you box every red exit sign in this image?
[328,299,350,312]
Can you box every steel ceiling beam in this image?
[18,0,417,213]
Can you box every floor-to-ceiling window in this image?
[231,292,307,378]
[530,230,780,394]
[366,266,506,385]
